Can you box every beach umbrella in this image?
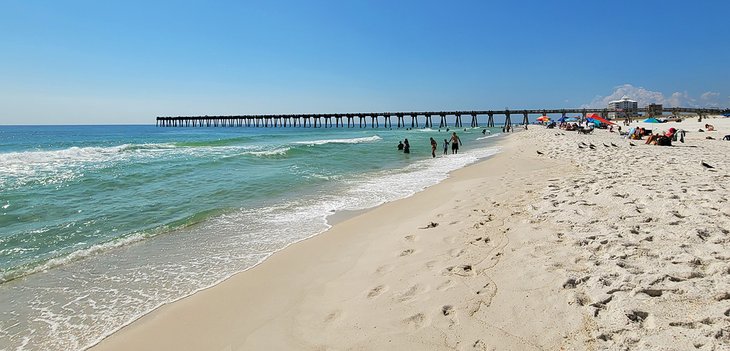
[643,117,661,123]
[565,117,579,122]
[537,116,550,122]
[586,113,614,125]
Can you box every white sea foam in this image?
[0,143,255,188]
[0,231,150,283]
[293,135,382,145]
[245,147,291,157]
[476,133,501,140]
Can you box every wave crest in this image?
[293,135,382,146]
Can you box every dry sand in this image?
[92,117,730,351]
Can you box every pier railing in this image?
[156,107,730,128]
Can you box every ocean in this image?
[0,124,502,350]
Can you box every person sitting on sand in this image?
[646,128,676,146]
[705,124,715,131]
[397,141,404,151]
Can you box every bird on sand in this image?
[701,161,714,169]
[536,150,544,155]
[629,142,636,146]
[611,142,618,147]
[603,143,610,148]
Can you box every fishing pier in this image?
[156,107,730,129]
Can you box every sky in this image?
[1,0,729,125]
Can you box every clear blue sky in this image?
[1,0,729,124]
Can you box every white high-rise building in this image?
[608,96,638,119]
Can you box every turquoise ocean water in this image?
[0,124,502,350]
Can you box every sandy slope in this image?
[92,117,730,351]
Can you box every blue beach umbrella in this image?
[643,118,661,123]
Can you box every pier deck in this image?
[156,107,730,128]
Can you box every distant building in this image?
[647,103,663,117]
[608,96,638,119]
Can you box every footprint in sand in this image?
[398,284,424,302]
[403,313,428,329]
[375,264,394,275]
[444,264,474,277]
[367,285,387,299]
[323,309,343,324]
[404,235,417,242]
[450,248,465,258]
[399,249,415,257]
[441,305,454,316]
[437,279,456,292]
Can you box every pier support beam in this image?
[425,114,432,128]
[504,112,512,131]
[454,114,462,127]
[411,114,418,128]
[439,114,447,128]
[470,113,478,128]
[487,113,494,127]
[396,114,404,128]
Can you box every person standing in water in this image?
[443,138,449,155]
[403,139,410,154]
[397,140,404,151]
[430,137,437,158]
[450,132,462,154]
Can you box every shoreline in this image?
[92,118,730,350]
[91,130,587,350]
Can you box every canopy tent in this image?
[586,113,615,125]
[643,118,661,123]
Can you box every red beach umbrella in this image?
[586,113,614,125]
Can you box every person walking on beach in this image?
[397,140,404,151]
[403,139,410,154]
[450,132,462,154]
[430,137,437,158]
[443,139,449,155]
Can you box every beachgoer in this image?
[397,141,404,151]
[443,139,449,155]
[482,129,486,134]
[430,137,437,158]
[403,139,410,154]
[450,132,462,154]
[705,124,715,131]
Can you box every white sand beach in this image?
[92,116,730,351]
